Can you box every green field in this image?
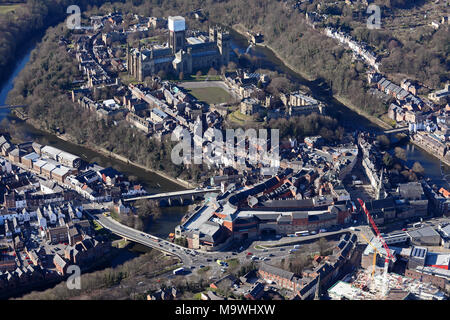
[186,86,233,105]
[0,4,23,15]
[228,110,255,124]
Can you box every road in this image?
[87,211,197,265]
[88,208,376,281]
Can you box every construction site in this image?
[327,198,448,300]
[328,268,447,300]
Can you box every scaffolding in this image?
[342,269,446,300]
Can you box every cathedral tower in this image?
[168,16,186,54]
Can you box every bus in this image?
[295,231,309,237]
[149,235,160,242]
[173,267,186,275]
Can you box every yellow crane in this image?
[360,233,381,280]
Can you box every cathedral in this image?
[127,16,231,81]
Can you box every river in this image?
[0,40,188,238]
[0,25,448,239]
[229,29,450,186]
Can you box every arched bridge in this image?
[383,126,409,134]
[123,187,221,206]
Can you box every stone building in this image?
[127,16,230,81]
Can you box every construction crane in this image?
[360,233,380,281]
[358,198,396,295]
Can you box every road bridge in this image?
[123,187,221,205]
[383,126,409,134]
[86,211,195,265]
[0,105,27,110]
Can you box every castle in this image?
[127,16,230,81]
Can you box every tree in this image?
[412,161,425,175]
[394,147,407,161]
[227,61,237,71]
[157,70,166,79]
[207,67,217,76]
[318,238,328,256]
[135,199,161,219]
[383,153,394,168]
[377,135,390,149]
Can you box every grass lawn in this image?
[225,258,240,269]
[228,110,258,126]
[197,266,211,274]
[113,238,129,249]
[186,86,233,105]
[92,220,103,231]
[0,4,23,15]
[119,72,144,86]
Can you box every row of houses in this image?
[258,233,358,299]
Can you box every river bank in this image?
[231,24,392,132]
[410,138,450,168]
[57,133,195,190]
[13,114,194,190]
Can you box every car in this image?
[402,228,407,231]
[310,231,317,235]
[279,248,285,251]
[263,249,268,252]
[140,233,146,237]
[199,265,205,269]
[246,252,253,256]
[269,253,275,257]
